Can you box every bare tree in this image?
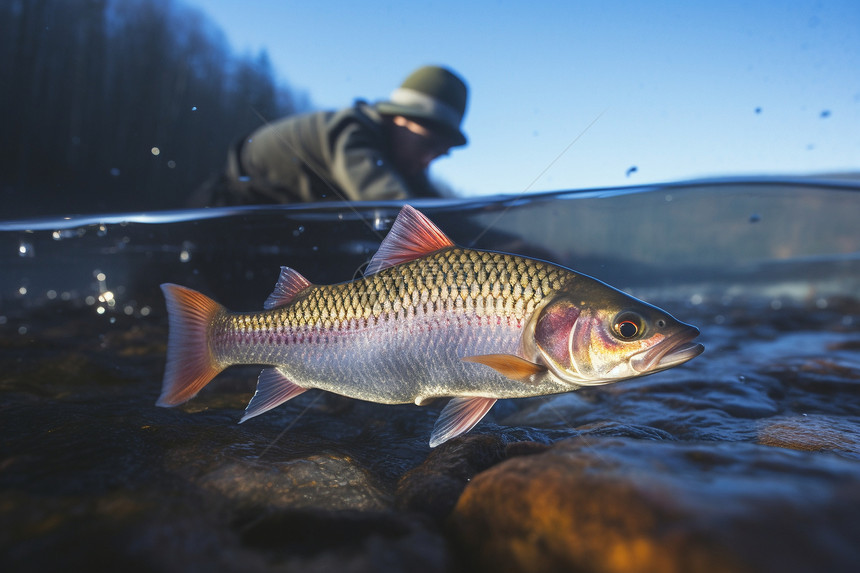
[0,0,303,217]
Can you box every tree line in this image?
[0,0,305,218]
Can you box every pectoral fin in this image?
[240,368,307,423]
[462,354,547,383]
[429,396,497,448]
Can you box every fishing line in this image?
[468,108,608,248]
[258,390,325,459]
[487,108,611,458]
[249,107,386,241]
[544,394,611,464]
[249,105,385,455]
[246,105,610,452]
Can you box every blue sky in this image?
[187,0,860,196]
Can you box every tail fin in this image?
[157,284,226,407]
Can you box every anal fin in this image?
[240,368,307,423]
[429,396,497,448]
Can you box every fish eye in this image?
[613,313,643,340]
[618,321,638,338]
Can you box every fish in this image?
[157,205,704,447]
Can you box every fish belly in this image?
[217,310,526,404]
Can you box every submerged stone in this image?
[449,437,860,573]
[757,414,860,460]
[197,453,393,512]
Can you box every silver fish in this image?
[158,205,703,446]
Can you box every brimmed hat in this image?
[376,66,468,147]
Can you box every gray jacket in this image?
[210,101,441,205]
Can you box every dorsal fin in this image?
[365,205,455,275]
[264,266,312,309]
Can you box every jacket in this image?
[214,101,441,205]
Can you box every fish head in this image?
[524,279,704,386]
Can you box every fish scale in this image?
[221,248,567,336]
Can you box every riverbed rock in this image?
[757,414,860,460]
[394,434,553,521]
[448,436,860,573]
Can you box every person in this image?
[192,65,469,206]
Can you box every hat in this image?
[376,66,469,147]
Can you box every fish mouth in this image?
[631,326,704,374]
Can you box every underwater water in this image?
[1,178,859,572]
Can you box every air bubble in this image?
[373,216,389,231]
[52,228,86,241]
[179,241,194,262]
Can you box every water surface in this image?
[2,178,859,571]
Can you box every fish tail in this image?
[156,284,226,407]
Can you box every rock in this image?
[231,509,454,573]
[395,434,507,520]
[395,434,554,522]
[448,437,860,573]
[757,414,860,460]
[197,453,393,512]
